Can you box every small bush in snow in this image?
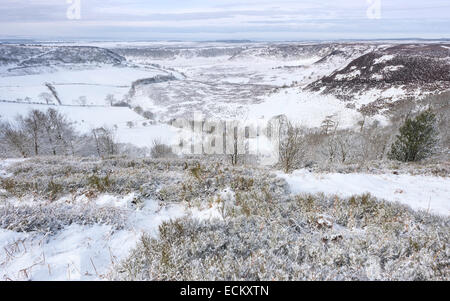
[150,140,176,159]
[0,202,128,234]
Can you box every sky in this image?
[0,0,449,41]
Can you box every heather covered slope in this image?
[309,44,450,93]
[0,45,125,68]
[307,44,450,114]
[0,157,449,280]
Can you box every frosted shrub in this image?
[112,192,449,281]
[150,140,176,159]
[388,108,439,162]
[0,202,128,234]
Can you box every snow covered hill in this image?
[2,41,449,127]
[307,44,450,114]
[0,41,448,282]
[0,45,124,68]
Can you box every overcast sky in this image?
[1,0,449,41]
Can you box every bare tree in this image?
[41,112,57,156]
[20,110,46,156]
[105,94,116,106]
[91,127,117,157]
[321,134,338,164]
[150,139,175,158]
[39,92,53,105]
[359,121,390,162]
[45,108,77,156]
[0,122,29,158]
[230,126,238,166]
[278,121,305,173]
[320,114,337,135]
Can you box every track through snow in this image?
[279,170,450,216]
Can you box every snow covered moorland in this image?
[0,157,448,280]
[0,41,449,281]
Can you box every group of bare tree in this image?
[0,109,76,157]
[277,119,395,173]
[91,127,117,157]
[277,92,449,173]
[1,92,447,166]
[0,109,119,158]
[277,121,306,173]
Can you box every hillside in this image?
[0,45,125,68]
[1,41,449,147]
[307,44,450,114]
[0,41,449,282]
[0,157,448,280]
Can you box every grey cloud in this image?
[0,0,449,40]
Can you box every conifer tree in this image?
[388,108,438,162]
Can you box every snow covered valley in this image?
[0,41,449,281]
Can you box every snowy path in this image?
[278,170,450,216]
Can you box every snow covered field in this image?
[279,170,450,216]
[0,65,168,106]
[247,88,387,128]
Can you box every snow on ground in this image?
[246,88,385,128]
[374,55,395,64]
[1,43,383,133]
[0,156,222,281]
[279,169,450,216]
[335,69,361,80]
[127,49,329,88]
[2,166,448,280]
[0,102,142,132]
[353,86,408,107]
[0,193,223,281]
[382,65,404,72]
[0,158,28,178]
[0,65,167,105]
